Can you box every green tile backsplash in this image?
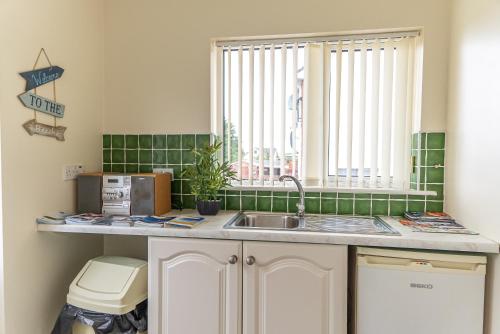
[103,132,445,216]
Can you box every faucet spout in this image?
[279,175,305,218]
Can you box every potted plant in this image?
[181,140,236,215]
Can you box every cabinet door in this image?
[243,241,347,334]
[149,237,242,334]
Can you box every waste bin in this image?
[52,256,148,334]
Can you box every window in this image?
[211,30,422,190]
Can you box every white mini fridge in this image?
[355,247,487,334]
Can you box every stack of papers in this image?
[37,212,72,225]
[132,216,176,227]
[65,213,106,225]
[400,211,478,235]
[166,216,206,228]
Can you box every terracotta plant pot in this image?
[196,200,221,216]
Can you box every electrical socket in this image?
[153,167,174,178]
[63,164,84,181]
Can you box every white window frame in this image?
[211,28,427,194]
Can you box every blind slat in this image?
[280,45,287,177]
[357,41,368,187]
[381,39,394,187]
[237,47,243,184]
[258,45,265,185]
[370,40,381,187]
[291,43,298,177]
[322,43,331,186]
[393,38,409,188]
[333,42,343,186]
[226,49,232,162]
[269,46,276,184]
[346,43,355,186]
[248,46,255,185]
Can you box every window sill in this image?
[224,185,437,197]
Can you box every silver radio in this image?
[101,175,131,216]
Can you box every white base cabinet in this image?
[149,237,347,334]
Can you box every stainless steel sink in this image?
[224,212,401,236]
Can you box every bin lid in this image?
[67,256,147,315]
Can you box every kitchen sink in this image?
[224,212,401,236]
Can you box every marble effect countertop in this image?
[37,210,499,253]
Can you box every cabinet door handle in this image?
[246,256,255,265]
[228,255,238,264]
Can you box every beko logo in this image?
[410,283,434,289]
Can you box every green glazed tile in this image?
[226,190,241,196]
[111,135,124,149]
[167,150,182,164]
[153,164,167,170]
[241,191,256,196]
[153,150,166,164]
[408,200,425,212]
[196,134,211,148]
[168,165,182,179]
[372,194,389,200]
[411,133,418,149]
[139,150,152,164]
[408,195,426,201]
[355,193,371,199]
[321,198,337,214]
[426,201,444,212]
[103,135,111,148]
[126,135,138,149]
[426,184,444,201]
[420,151,427,167]
[257,191,272,197]
[426,167,444,183]
[410,173,417,183]
[126,150,138,163]
[167,135,181,149]
[390,194,407,200]
[182,134,196,149]
[354,200,371,216]
[182,195,196,209]
[288,191,300,198]
[305,198,320,214]
[321,192,337,199]
[305,192,321,198]
[272,197,287,212]
[273,191,288,197]
[217,196,226,210]
[111,164,125,173]
[182,150,195,164]
[410,182,418,190]
[242,196,256,211]
[139,165,153,173]
[103,163,111,172]
[338,199,354,214]
[112,150,124,163]
[338,193,354,199]
[153,135,167,149]
[419,168,427,183]
[172,180,182,194]
[103,149,111,163]
[420,133,427,149]
[288,197,300,213]
[139,135,153,149]
[426,150,445,166]
[226,196,241,210]
[125,164,138,173]
[257,196,272,211]
[172,195,183,210]
[182,180,192,194]
[426,133,445,149]
[389,200,407,216]
[372,200,389,216]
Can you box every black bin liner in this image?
[52,299,147,334]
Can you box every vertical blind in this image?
[212,31,421,190]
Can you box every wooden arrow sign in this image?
[23,119,66,141]
[19,66,64,91]
[18,91,65,118]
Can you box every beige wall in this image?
[0,0,104,332]
[446,0,500,333]
[102,0,451,134]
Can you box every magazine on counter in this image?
[165,216,206,229]
[400,211,478,235]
